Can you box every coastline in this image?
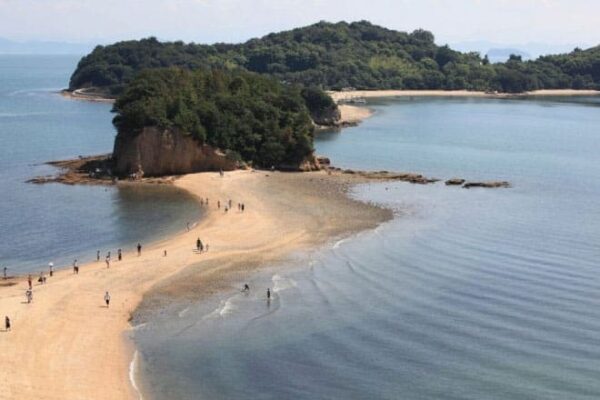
[332,89,600,126]
[60,88,116,103]
[0,170,392,400]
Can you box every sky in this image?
[0,0,598,51]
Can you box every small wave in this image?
[178,307,190,318]
[272,274,296,293]
[333,237,350,249]
[202,297,238,320]
[131,323,147,331]
[129,350,144,400]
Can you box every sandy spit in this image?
[0,170,391,400]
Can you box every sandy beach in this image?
[332,89,600,125]
[0,170,390,400]
[329,89,600,102]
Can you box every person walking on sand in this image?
[25,289,32,304]
[196,238,202,252]
[73,259,79,274]
[118,249,122,261]
[5,316,10,332]
[48,262,54,277]
[217,200,220,209]
[97,250,100,261]
[104,291,111,308]
[27,274,32,289]
[137,243,142,256]
[105,256,110,269]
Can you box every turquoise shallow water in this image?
[0,55,201,273]
[134,96,600,399]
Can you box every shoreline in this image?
[60,88,116,103]
[0,170,392,400]
[332,89,600,126]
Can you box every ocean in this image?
[4,55,600,399]
[133,96,600,399]
[0,55,201,274]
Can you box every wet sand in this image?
[0,170,391,400]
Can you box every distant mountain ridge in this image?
[68,21,600,94]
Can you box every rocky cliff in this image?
[112,127,238,177]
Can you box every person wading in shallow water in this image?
[267,288,271,300]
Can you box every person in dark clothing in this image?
[267,288,271,300]
[97,250,100,261]
[5,316,10,332]
[137,243,142,256]
[118,249,122,261]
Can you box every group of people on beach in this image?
[3,190,252,334]
[2,242,147,333]
[216,199,245,213]
[196,238,208,253]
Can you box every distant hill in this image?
[68,21,600,94]
[0,37,95,55]
[485,48,531,63]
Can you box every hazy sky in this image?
[1,0,599,48]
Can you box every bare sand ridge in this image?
[0,170,390,400]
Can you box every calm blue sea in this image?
[134,96,600,399]
[0,55,201,274]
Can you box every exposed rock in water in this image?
[445,178,466,185]
[112,127,238,177]
[316,156,331,166]
[463,181,511,189]
[341,169,439,184]
[27,154,114,185]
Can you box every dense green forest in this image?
[112,68,315,168]
[70,21,600,94]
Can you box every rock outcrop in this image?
[112,127,238,177]
[310,105,341,126]
[445,178,466,185]
[463,181,511,189]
